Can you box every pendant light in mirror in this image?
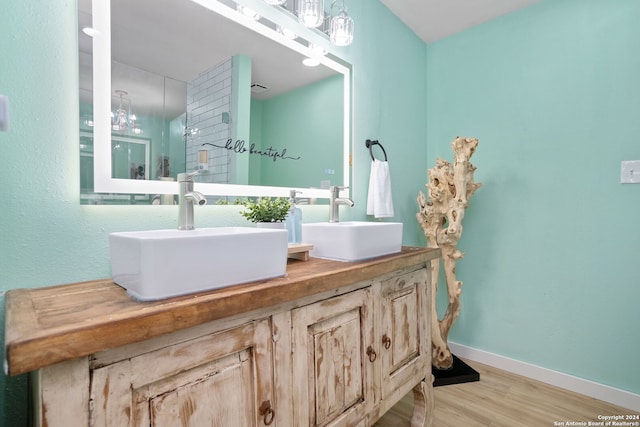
[111,90,142,135]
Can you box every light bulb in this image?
[330,10,354,46]
[298,0,324,28]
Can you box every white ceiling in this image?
[379,0,542,43]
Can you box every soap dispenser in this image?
[285,190,302,244]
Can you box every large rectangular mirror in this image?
[78,0,351,204]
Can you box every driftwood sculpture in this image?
[416,136,482,369]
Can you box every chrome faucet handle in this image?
[289,189,302,202]
[328,186,353,223]
[330,186,349,198]
[177,170,206,230]
[330,185,349,193]
[177,170,200,182]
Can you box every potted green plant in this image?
[240,197,292,228]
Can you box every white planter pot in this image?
[256,222,285,230]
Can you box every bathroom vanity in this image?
[4,247,440,427]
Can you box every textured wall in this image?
[426,0,640,395]
[257,74,343,189]
[0,1,427,425]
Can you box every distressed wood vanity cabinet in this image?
[4,247,440,427]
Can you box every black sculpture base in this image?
[432,354,480,387]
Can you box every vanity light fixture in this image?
[261,0,355,46]
[329,0,354,46]
[298,0,324,28]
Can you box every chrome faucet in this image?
[329,186,354,223]
[177,171,207,230]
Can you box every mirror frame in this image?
[90,0,351,199]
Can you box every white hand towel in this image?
[366,159,394,218]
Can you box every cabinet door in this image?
[379,268,430,399]
[291,289,374,427]
[90,319,276,427]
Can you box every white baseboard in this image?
[448,342,640,411]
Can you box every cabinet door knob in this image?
[366,346,377,363]
[382,334,391,350]
[259,400,275,425]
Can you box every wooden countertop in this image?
[4,246,439,376]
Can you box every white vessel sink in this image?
[301,221,403,262]
[109,227,288,301]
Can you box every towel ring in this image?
[365,139,388,161]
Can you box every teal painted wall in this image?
[346,0,428,245]
[254,74,343,189]
[4,0,637,424]
[426,0,640,396]
[0,1,426,424]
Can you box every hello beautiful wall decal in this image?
[203,139,301,162]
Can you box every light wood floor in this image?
[374,359,637,426]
